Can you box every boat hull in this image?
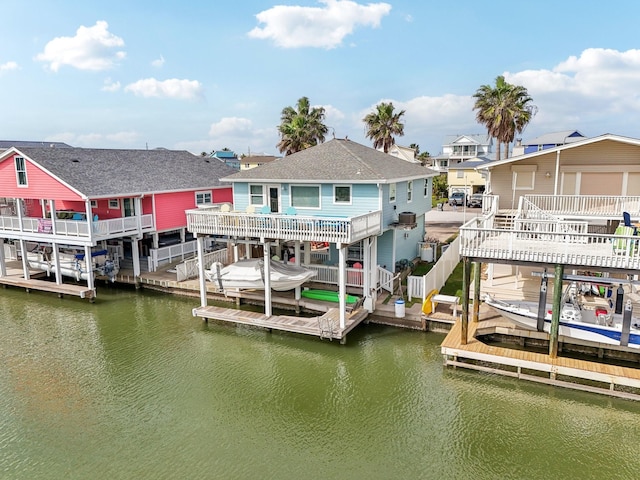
[484,296,640,349]
[27,250,119,281]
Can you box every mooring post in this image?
[473,261,481,323]
[620,300,633,347]
[537,269,548,332]
[548,264,564,358]
[461,257,471,345]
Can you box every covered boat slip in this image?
[192,305,369,344]
[0,261,95,300]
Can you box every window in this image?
[457,170,464,178]
[407,180,413,202]
[291,185,320,208]
[389,183,396,202]
[334,185,351,204]
[15,156,27,186]
[511,165,537,190]
[90,200,98,208]
[108,199,120,208]
[249,184,264,205]
[423,179,429,197]
[195,191,212,205]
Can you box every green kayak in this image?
[301,289,359,304]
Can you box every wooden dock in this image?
[441,308,640,401]
[192,305,369,344]
[0,275,95,300]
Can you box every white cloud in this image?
[102,78,121,92]
[45,131,140,147]
[124,78,204,99]
[151,55,165,67]
[208,117,253,137]
[248,0,392,49]
[35,21,126,71]
[0,61,19,73]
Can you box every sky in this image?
[2,0,640,158]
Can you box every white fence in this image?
[176,248,229,282]
[148,241,198,272]
[306,264,364,287]
[377,266,395,294]
[407,236,461,301]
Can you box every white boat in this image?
[205,258,316,291]
[27,248,119,281]
[484,283,640,348]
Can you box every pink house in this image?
[0,146,235,290]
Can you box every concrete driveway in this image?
[424,206,482,242]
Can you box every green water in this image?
[1,286,640,479]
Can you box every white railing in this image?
[176,248,229,282]
[306,264,364,287]
[459,224,640,270]
[377,266,395,294]
[186,209,382,244]
[0,214,154,239]
[148,240,198,272]
[407,236,461,301]
[3,242,17,260]
[524,195,640,218]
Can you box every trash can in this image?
[395,299,405,318]
[421,246,433,262]
[437,203,443,211]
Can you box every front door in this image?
[123,198,135,217]
[269,187,280,213]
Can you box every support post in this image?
[131,238,141,277]
[338,243,346,329]
[620,300,633,347]
[85,245,95,293]
[472,261,481,322]
[461,257,471,345]
[263,240,272,317]
[20,239,30,280]
[549,263,564,358]
[293,241,301,303]
[196,235,208,308]
[0,238,5,277]
[537,269,548,332]
[52,242,62,285]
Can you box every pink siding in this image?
[154,191,194,231]
[142,196,153,215]
[212,187,233,204]
[0,153,83,201]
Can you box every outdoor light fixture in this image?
[545,171,551,178]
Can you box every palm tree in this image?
[363,102,405,153]
[276,96,328,155]
[473,75,535,160]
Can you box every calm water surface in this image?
[1,286,639,479]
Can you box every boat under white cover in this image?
[205,258,317,291]
[484,285,640,348]
[27,249,119,281]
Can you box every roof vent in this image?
[71,159,79,163]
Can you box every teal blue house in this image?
[188,138,437,322]
[221,139,436,275]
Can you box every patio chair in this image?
[623,211,637,235]
[613,225,636,255]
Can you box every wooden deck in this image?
[0,275,95,300]
[441,308,640,401]
[192,305,369,343]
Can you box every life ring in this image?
[422,289,439,315]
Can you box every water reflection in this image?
[1,287,640,479]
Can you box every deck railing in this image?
[459,220,640,270]
[0,214,154,240]
[186,209,382,244]
[524,195,640,218]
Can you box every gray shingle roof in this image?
[0,140,72,149]
[223,139,436,183]
[12,147,237,197]
[522,130,586,145]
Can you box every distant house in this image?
[187,138,439,316]
[512,130,587,156]
[431,134,493,172]
[210,150,240,170]
[240,155,280,170]
[0,147,235,287]
[447,157,491,197]
[383,144,419,163]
